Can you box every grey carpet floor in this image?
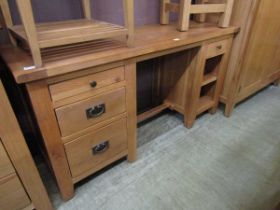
[42,85,280,210]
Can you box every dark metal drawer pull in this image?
[217,45,222,50]
[92,141,109,155]
[90,81,97,88]
[86,104,106,119]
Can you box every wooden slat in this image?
[202,72,217,86]
[191,4,226,14]
[197,95,215,114]
[137,103,170,123]
[10,20,128,48]
[165,3,226,14]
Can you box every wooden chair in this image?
[161,0,234,31]
[7,0,134,68]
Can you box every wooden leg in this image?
[160,0,170,25]
[184,46,207,128]
[195,0,208,23]
[15,0,42,67]
[124,60,137,162]
[224,101,236,117]
[26,81,74,201]
[123,0,134,47]
[81,0,92,19]
[219,0,234,28]
[210,38,233,114]
[178,0,191,31]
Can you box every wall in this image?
[8,0,162,26]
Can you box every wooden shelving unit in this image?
[160,0,234,31]
[7,0,134,68]
[184,38,233,128]
[202,71,217,86]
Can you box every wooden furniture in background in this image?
[0,22,237,200]
[218,0,280,116]
[5,0,134,68]
[0,80,52,210]
[160,0,234,31]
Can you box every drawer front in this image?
[0,175,31,210]
[206,39,228,59]
[49,66,125,102]
[0,140,15,179]
[65,118,128,178]
[56,87,126,136]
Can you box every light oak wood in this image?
[162,0,234,31]
[221,0,280,117]
[55,87,126,137]
[184,44,208,128]
[0,23,238,84]
[15,0,42,67]
[160,0,170,25]
[124,61,137,162]
[206,39,228,58]
[195,0,208,23]
[49,66,125,102]
[65,118,128,178]
[26,81,74,201]
[0,23,237,200]
[178,0,192,31]
[123,0,134,46]
[137,103,170,123]
[0,80,53,209]
[0,174,30,210]
[9,0,134,67]
[0,140,15,179]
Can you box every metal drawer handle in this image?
[90,81,97,88]
[217,45,222,50]
[92,141,109,155]
[86,104,106,119]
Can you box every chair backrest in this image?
[160,0,234,31]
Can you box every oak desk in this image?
[0,22,238,201]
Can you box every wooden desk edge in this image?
[0,24,239,84]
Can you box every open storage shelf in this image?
[197,95,215,114]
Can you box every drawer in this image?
[206,39,228,59]
[49,66,125,102]
[65,118,128,178]
[0,140,15,179]
[56,87,126,136]
[0,174,31,210]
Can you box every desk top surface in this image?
[0,22,238,84]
